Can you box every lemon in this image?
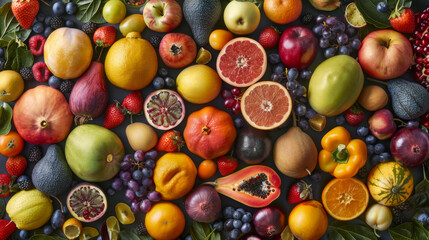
[79,227,99,240]
[6,189,53,230]
[115,203,135,225]
[176,65,221,104]
[63,218,82,239]
[195,47,212,65]
[105,32,158,90]
[0,70,24,102]
[345,3,367,28]
[106,216,120,240]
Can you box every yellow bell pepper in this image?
[319,126,367,178]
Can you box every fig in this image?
[185,185,221,223]
[253,206,286,238]
[390,127,429,168]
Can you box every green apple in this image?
[103,0,127,24]
[224,1,260,35]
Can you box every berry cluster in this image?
[152,67,176,90]
[221,88,242,115]
[210,206,253,240]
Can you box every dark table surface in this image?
[1,0,428,239]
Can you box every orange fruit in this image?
[209,29,234,50]
[322,178,369,221]
[198,159,217,179]
[145,202,185,240]
[288,200,328,240]
[216,37,267,87]
[263,0,302,24]
[241,81,292,130]
[62,218,83,239]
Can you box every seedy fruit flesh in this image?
[67,184,107,223]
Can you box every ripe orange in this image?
[241,81,292,130]
[198,159,217,179]
[145,202,185,240]
[322,178,369,221]
[209,29,234,50]
[263,0,302,24]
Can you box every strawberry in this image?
[104,103,125,129]
[345,104,365,126]
[122,91,143,115]
[287,180,313,204]
[11,0,39,30]
[389,7,416,34]
[0,219,17,240]
[156,130,184,152]
[217,156,238,176]
[93,26,117,48]
[258,26,281,49]
[6,155,27,177]
[0,174,12,198]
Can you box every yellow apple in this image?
[224,1,260,35]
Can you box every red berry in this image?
[32,61,51,82]
[232,101,241,115]
[29,35,46,56]
[231,87,241,96]
[224,98,234,109]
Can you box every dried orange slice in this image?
[241,81,292,130]
[322,178,369,221]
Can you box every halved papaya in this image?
[206,166,281,208]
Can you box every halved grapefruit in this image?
[241,81,292,130]
[216,37,267,87]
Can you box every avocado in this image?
[183,0,221,46]
[32,144,73,196]
[388,79,429,120]
[235,128,272,164]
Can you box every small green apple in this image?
[103,0,127,24]
[224,1,261,35]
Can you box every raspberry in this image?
[32,62,51,82]
[50,16,65,29]
[20,67,34,81]
[59,79,74,94]
[149,35,161,48]
[29,35,46,56]
[27,145,42,163]
[81,22,97,35]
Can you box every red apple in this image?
[358,30,413,80]
[278,26,318,70]
[143,0,182,33]
[159,33,197,69]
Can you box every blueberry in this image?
[241,212,252,223]
[152,76,165,89]
[51,209,65,229]
[365,135,376,144]
[241,222,252,234]
[371,154,381,165]
[65,20,75,28]
[52,1,66,16]
[44,27,53,37]
[224,206,235,218]
[377,2,388,13]
[32,22,44,34]
[165,76,175,88]
[0,48,3,58]
[19,230,30,240]
[273,64,285,74]
[44,16,52,26]
[379,152,391,162]
[65,2,78,15]
[236,208,245,214]
[374,143,385,154]
[300,69,312,80]
[158,67,169,77]
[43,225,54,235]
[407,120,420,128]
[287,68,299,81]
[367,144,374,155]
[48,75,62,89]
[268,53,281,65]
[417,213,428,223]
[335,115,346,125]
[234,118,244,128]
[230,229,241,239]
[357,126,369,137]
[224,218,234,231]
[233,210,243,219]
[142,168,153,178]
[213,221,223,231]
[107,188,115,196]
[36,14,45,22]
[184,235,192,240]
[233,219,242,229]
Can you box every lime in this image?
[345,3,367,28]
[196,47,212,64]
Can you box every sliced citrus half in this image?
[345,3,367,28]
[196,47,212,64]
[66,183,107,222]
[63,218,82,240]
[241,81,292,130]
[79,227,99,240]
[115,203,135,225]
[216,37,267,87]
[322,177,369,221]
[144,89,185,130]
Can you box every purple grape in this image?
[298,119,309,131]
[134,150,144,162]
[125,189,135,201]
[332,21,346,33]
[305,108,316,119]
[286,80,298,90]
[316,14,326,24]
[271,72,283,82]
[120,171,131,181]
[346,26,358,37]
[350,38,361,50]
[234,118,244,128]
[136,186,147,197]
[287,68,299,81]
[324,47,336,58]
[300,69,312,80]
[338,46,351,55]
[142,178,153,187]
[319,38,330,49]
[312,23,324,36]
[325,17,338,27]
[120,161,131,170]
[128,179,139,192]
[111,178,123,191]
[295,104,307,117]
[337,33,349,45]
[273,64,285,73]
[131,200,140,213]
[140,199,152,212]
[142,168,153,178]
[293,85,306,97]
[123,154,133,162]
[132,170,143,181]
[322,28,332,39]
[144,149,158,160]
[107,188,115,196]
[145,159,156,169]
[147,191,162,202]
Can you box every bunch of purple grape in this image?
[312,15,361,58]
[110,149,161,213]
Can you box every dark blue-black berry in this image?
[50,16,65,29]
[36,13,45,22]
[152,76,165,89]
[0,48,4,58]
[43,225,54,235]
[230,229,241,240]
[335,115,346,125]
[0,59,5,72]
[232,210,242,220]
[20,67,34,81]
[268,53,281,65]
[357,126,369,137]
[367,144,374,155]
[301,13,314,25]
[212,221,223,231]
[52,1,66,16]
[158,67,168,77]
[164,76,176,88]
[44,16,52,26]
[19,230,30,240]
[224,219,234,231]
[81,22,97,35]
[379,152,391,162]
[65,20,75,28]
[223,206,234,218]
[365,135,376,144]
[33,22,44,34]
[150,35,161,48]
[273,64,285,74]
[234,118,244,128]
[44,27,53,37]
[59,79,74,94]
[66,2,78,15]
[17,175,33,190]
[48,75,62,89]
[374,143,385,154]
[377,2,388,13]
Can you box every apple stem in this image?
[51,195,65,213]
[393,118,407,127]
[367,77,388,86]
[305,168,312,175]
[373,226,380,238]
[40,0,50,7]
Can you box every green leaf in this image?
[0,2,31,44]
[119,229,154,240]
[389,221,429,240]
[327,221,378,240]
[191,222,214,240]
[355,0,391,29]
[4,38,33,72]
[30,234,67,240]
[0,198,5,218]
[76,0,106,24]
[0,102,12,136]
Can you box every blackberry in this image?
[17,175,33,190]
[60,79,74,94]
[0,59,5,72]
[392,207,405,225]
[150,35,161,48]
[310,171,322,183]
[301,13,314,25]
[395,202,411,211]
[357,165,370,180]
[50,16,65,29]
[27,145,42,163]
[81,22,97,35]
[20,67,34,81]
[136,222,147,235]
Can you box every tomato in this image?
[209,29,234,50]
[0,131,24,157]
